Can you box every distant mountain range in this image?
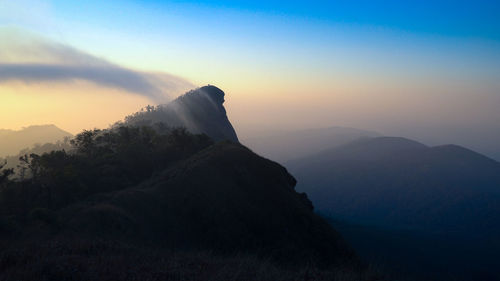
[287,136,500,235]
[0,125,72,157]
[243,126,380,163]
[287,136,500,280]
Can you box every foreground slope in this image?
[63,142,357,266]
[0,138,364,280]
[0,85,369,280]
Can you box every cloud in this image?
[0,28,195,102]
[0,63,191,101]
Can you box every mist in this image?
[230,78,500,161]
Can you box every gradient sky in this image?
[1,0,500,158]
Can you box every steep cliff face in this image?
[125,85,239,142]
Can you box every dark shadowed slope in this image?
[61,142,357,267]
[0,122,368,280]
[123,85,239,142]
[0,125,72,157]
[243,126,380,163]
[287,136,500,236]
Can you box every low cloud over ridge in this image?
[0,29,194,102]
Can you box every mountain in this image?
[0,125,72,157]
[123,85,239,143]
[287,137,500,235]
[243,126,380,163]
[0,141,72,174]
[0,131,363,280]
[287,136,500,280]
[59,142,357,266]
[0,86,370,280]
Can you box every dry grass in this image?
[0,239,383,281]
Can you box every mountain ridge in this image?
[287,136,500,234]
[243,126,380,163]
[0,85,370,280]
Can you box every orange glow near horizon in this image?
[0,81,152,134]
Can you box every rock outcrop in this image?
[125,85,239,143]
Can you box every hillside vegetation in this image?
[0,86,375,280]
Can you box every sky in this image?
[1,0,500,158]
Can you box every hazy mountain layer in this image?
[287,136,500,280]
[243,126,379,163]
[0,125,72,157]
[288,136,500,236]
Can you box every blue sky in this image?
[145,0,500,38]
[4,1,500,71]
[1,0,499,101]
[1,0,500,158]
[52,0,500,39]
[17,0,494,87]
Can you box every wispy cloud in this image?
[0,28,194,102]
[0,63,192,102]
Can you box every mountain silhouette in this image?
[62,142,356,266]
[124,85,239,142]
[0,125,72,157]
[243,126,380,163]
[286,136,500,280]
[0,86,370,280]
[287,136,500,236]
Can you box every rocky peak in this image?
[125,85,239,143]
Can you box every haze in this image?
[1,0,500,159]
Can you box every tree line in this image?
[0,125,213,218]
